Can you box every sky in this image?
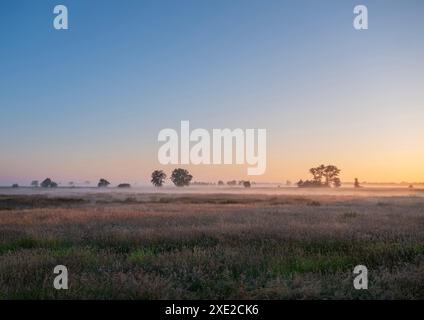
[0,0,423,186]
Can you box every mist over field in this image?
[1,183,422,196]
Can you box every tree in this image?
[30,180,39,187]
[310,164,326,183]
[243,181,251,188]
[41,178,52,188]
[218,180,224,186]
[354,178,361,188]
[151,170,167,187]
[323,165,341,187]
[97,179,110,187]
[298,165,341,188]
[333,177,341,188]
[171,168,193,187]
[41,178,58,188]
[12,184,19,188]
[227,180,237,186]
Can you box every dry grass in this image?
[1,192,424,299]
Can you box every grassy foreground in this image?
[1,192,424,299]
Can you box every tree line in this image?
[19,164,368,189]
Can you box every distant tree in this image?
[333,177,341,188]
[117,183,131,188]
[298,165,341,188]
[41,178,52,188]
[227,180,237,186]
[310,164,326,183]
[12,183,19,188]
[297,180,322,188]
[41,178,58,188]
[171,168,193,187]
[323,165,341,187]
[68,181,75,187]
[354,178,361,188]
[218,180,224,186]
[243,181,251,188]
[151,170,167,187]
[30,180,39,187]
[97,179,110,188]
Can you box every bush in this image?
[117,183,131,188]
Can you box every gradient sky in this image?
[1,0,423,185]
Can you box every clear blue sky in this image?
[1,0,423,185]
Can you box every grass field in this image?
[1,189,424,299]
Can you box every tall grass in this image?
[0,193,424,299]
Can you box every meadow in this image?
[1,188,424,299]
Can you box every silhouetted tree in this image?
[218,180,224,186]
[151,170,167,187]
[354,178,362,188]
[41,178,52,188]
[41,178,58,188]
[298,165,341,188]
[30,180,39,187]
[323,165,341,187]
[227,180,237,186]
[171,168,193,187]
[97,179,110,187]
[243,181,251,188]
[310,164,326,183]
[12,184,19,188]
